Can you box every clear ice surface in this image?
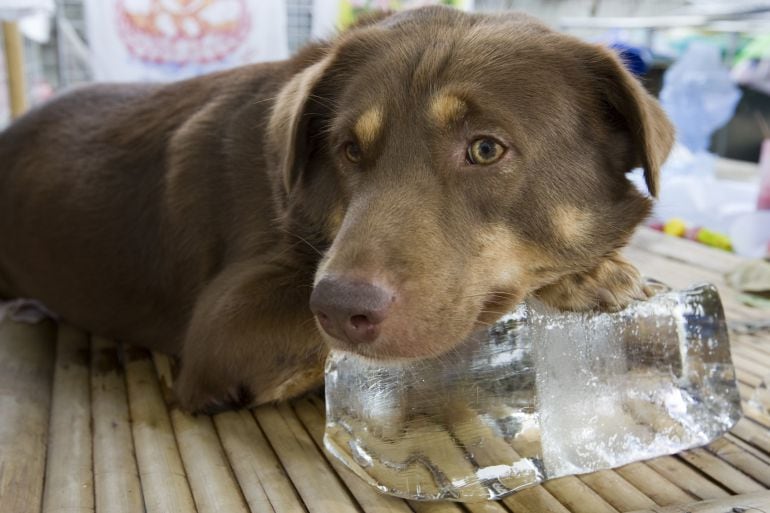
[323,283,742,502]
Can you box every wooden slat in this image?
[542,477,619,513]
[737,396,770,433]
[42,324,94,513]
[623,244,768,325]
[644,457,730,500]
[124,346,196,513]
[630,229,744,275]
[214,409,306,513]
[408,502,463,513]
[739,339,770,365]
[706,438,770,487]
[501,486,571,513]
[91,336,144,513]
[254,403,361,513]
[738,382,760,403]
[731,350,770,383]
[739,390,770,433]
[737,368,763,390]
[578,470,657,512]
[730,418,770,455]
[464,500,512,513]
[151,354,249,513]
[678,448,765,494]
[293,397,415,513]
[170,411,250,513]
[613,463,696,506]
[0,319,56,513]
[724,434,770,466]
[628,489,770,513]
[733,341,770,366]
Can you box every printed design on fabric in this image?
[116,0,252,65]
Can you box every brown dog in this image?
[0,6,673,413]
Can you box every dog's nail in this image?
[596,288,621,310]
[642,284,657,298]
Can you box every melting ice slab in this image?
[323,283,742,502]
[533,286,741,477]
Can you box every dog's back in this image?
[0,64,293,352]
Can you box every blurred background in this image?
[1,0,770,259]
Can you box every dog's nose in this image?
[310,276,394,345]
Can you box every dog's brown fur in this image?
[0,7,673,412]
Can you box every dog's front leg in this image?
[534,253,650,312]
[174,261,326,414]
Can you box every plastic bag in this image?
[660,42,742,155]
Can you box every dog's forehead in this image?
[339,28,580,123]
[348,91,467,129]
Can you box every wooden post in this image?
[2,20,27,118]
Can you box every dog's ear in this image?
[585,45,674,197]
[268,54,337,195]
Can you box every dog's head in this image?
[267,6,673,359]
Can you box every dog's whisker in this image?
[300,316,320,328]
[477,309,509,318]
[278,228,325,257]
[306,93,341,111]
[460,290,518,300]
[250,95,279,106]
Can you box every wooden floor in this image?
[1,227,769,513]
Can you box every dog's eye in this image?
[344,142,362,163]
[467,138,505,165]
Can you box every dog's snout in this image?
[310,276,394,345]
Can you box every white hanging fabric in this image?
[84,0,289,82]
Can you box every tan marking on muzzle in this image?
[325,202,346,239]
[429,93,467,126]
[553,205,594,242]
[474,224,525,288]
[354,106,384,147]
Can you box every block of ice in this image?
[323,283,742,502]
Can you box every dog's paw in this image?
[535,254,650,312]
[174,375,255,415]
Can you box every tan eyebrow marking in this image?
[353,106,384,147]
[429,93,467,126]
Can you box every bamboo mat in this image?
[1,227,769,513]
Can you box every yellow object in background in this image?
[338,0,469,29]
[663,218,687,237]
[660,218,734,252]
[695,228,733,251]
